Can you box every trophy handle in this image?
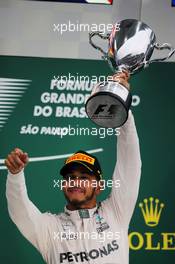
[148,43,175,64]
[89,32,116,72]
[89,32,110,58]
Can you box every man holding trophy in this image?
[5,18,175,264]
[5,70,141,264]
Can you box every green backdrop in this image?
[0,55,175,263]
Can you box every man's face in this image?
[62,165,100,207]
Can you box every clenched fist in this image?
[5,148,29,174]
[112,70,130,90]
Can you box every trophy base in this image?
[85,82,132,128]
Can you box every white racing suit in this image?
[6,110,142,264]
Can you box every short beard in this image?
[64,187,96,209]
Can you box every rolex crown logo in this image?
[139,197,164,227]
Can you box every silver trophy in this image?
[85,19,175,128]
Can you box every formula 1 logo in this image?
[0,77,31,131]
[93,104,119,119]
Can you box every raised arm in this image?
[103,73,142,226]
[110,110,142,225]
[5,149,49,260]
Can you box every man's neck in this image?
[66,201,97,211]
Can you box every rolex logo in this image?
[139,197,164,227]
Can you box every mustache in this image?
[67,187,86,193]
[64,187,97,207]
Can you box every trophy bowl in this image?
[85,19,175,128]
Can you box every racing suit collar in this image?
[64,204,98,219]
